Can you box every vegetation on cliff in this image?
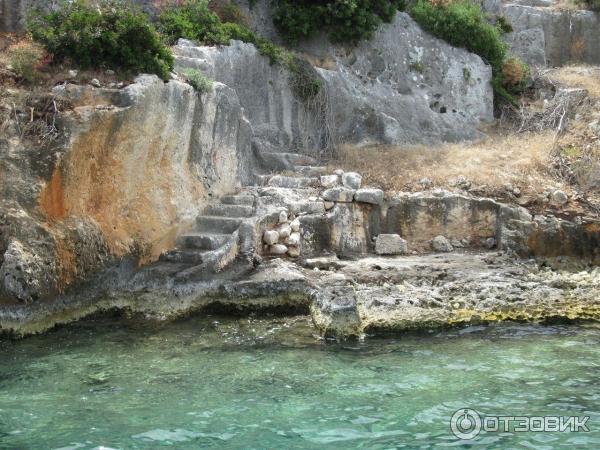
[272,0,405,43]
[410,0,528,103]
[157,0,323,100]
[27,0,173,80]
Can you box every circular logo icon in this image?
[450,408,482,440]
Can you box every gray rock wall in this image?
[315,13,493,145]
[505,4,600,67]
[490,2,600,67]
[174,14,493,150]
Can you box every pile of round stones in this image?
[263,210,301,257]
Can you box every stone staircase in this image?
[255,150,329,188]
[149,149,329,279]
[159,193,256,274]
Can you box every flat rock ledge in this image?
[1,252,598,338]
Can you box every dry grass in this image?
[547,65,600,99]
[331,130,559,197]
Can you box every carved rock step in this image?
[267,175,319,189]
[220,194,255,206]
[259,152,318,169]
[176,232,232,250]
[294,165,329,177]
[196,216,242,233]
[159,248,205,265]
[203,204,254,218]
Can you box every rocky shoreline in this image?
[1,248,599,338]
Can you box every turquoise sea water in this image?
[1,315,600,449]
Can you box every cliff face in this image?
[0,75,254,303]
[483,0,600,67]
[175,15,493,151]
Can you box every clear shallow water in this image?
[1,316,600,449]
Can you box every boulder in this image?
[278,224,292,239]
[290,218,300,232]
[323,187,356,203]
[550,190,568,206]
[320,175,339,188]
[342,172,362,190]
[375,234,409,255]
[287,232,301,246]
[278,210,288,223]
[354,188,384,205]
[270,244,288,255]
[263,230,279,245]
[432,235,454,252]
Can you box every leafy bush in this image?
[182,68,213,92]
[410,0,527,103]
[158,0,224,44]
[6,40,48,82]
[273,0,406,44]
[502,56,529,91]
[28,0,173,80]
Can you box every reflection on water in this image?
[1,315,600,449]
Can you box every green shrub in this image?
[410,0,527,104]
[28,0,173,80]
[182,68,213,92]
[273,0,406,44]
[158,0,224,44]
[7,40,47,82]
[496,16,513,34]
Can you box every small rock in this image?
[287,247,300,258]
[324,201,335,210]
[279,224,292,239]
[375,234,409,255]
[450,239,464,248]
[279,210,288,223]
[354,188,384,205]
[485,237,496,249]
[419,178,433,188]
[431,235,453,252]
[322,187,355,203]
[550,190,568,206]
[334,169,344,176]
[342,172,362,190]
[106,69,115,75]
[90,78,101,88]
[320,175,339,188]
[263,230,279,245]
[270,244,288,255]
[287,232,301,246]
[290,218,300,232]
[67,69,78,79]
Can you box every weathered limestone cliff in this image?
[484,0,600,67]
[174,14,493,150]
[1,75,253,303]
